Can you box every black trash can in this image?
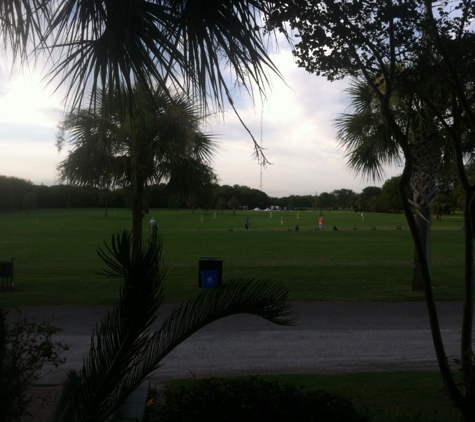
[0,258,14,289]
[198,258,223,289]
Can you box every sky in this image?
[0,43,402,199]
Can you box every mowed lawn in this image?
[0,207,466,306]
[0,208,465,421]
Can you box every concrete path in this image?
[14,301,469,385]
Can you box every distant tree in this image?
[22,192,38,216]
[237,185,270,210]
[431,193,452,219]
[0,176,34,211]
[58,86,217,250]
[214,185,236,204]
[214,184,269,210]
[431,165,462,216]
[228,197,240,216]
[379,177,403,213]
[146,184,171,209]
[312,193,319,212]
[186,192,199,213]
[317,192,336,210]
[109,187,129,209]
[168,193,183,211]
[56,113,116,217]
[331,189,357,209]
[217,197,227,214]
[270,194,308,210]
[358,186,382,212]
[200,182,218,211]
[436,163,475,215]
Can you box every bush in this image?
[0,307,69,421]
[144,376,367,422]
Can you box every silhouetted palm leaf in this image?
[53,231,165,421]
[0,0,46,60]
[335,79,403,182]
[45,0,280,110]
[143,277,296,363]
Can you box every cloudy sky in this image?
[0,42,401,198]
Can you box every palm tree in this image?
[40,0,280,259]
[335,78,443,291]
[57,85,217,251]
[56,110,118,217]
[52,231,296,421]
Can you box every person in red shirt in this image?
[318,215,325,231]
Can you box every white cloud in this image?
[0,70,65,185]
[209,49,400,197]
[0,72,62,127]
[0,49,402,197]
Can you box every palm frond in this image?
[53,232,295,421]
[44,0,280,112]
[335,78,402,181]
[59,83,218,204]
[191,131,217,163]
[0,0,47,61]
[53,231,165,421]
[115,278,297,408]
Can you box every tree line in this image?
[0,171,467,215]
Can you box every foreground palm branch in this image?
[52,231,296,421]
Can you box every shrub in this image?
[0,307,69,421]
[145,376,367,422]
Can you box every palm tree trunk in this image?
[412,212,431,291]
[131,173,145,264]
[461,189,475,412]
[132,177,145,258]
[398,150,471,417]
[410,140,439,291]
[103,189,109,219]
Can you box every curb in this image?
[117,380,151,421]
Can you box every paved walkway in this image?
[22,301,467,382]
[23,386,62,422]
[13,301,471,420]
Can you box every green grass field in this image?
[0,207,466,306]
[0,208,465,420]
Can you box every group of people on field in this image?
[149,215,325,232]
[244,215,325,230]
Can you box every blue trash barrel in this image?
[198,258,223,288]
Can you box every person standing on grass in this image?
[244,217,250,230]
[318,215,325,231]
[149,217,158,232]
